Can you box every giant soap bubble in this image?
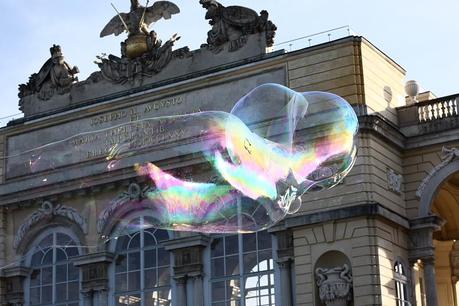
[8,84,358,234]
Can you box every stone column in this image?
[190,273,204,306]
[81,291,93,306]
[409,216,445,306]
[0,208,7,306]
[163,234,210,306]
[72,252,114,306]
[273,229,294,306]
[277,258,293,306]
[0,266,31,306]
[423,257,438,306]
[174,275,187,306]
[98,289,109,306]
[0,208,7,271]
[451,277,458,306]
[451,241,459,306]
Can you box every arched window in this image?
[113,216,171,306]
[210,231,275,306]
[394,261,411,306]
[28,232,80,306]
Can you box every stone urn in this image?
[405,80,420,104]
[315,264,353,306]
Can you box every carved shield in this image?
[222,6,258,27]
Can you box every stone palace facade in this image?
[0,2,458,306]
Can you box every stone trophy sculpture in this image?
[199,0,277,53]
[315,264,353,306]
[97,0,185,84]
[100,0,180,58]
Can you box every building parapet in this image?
[398,93,459,134]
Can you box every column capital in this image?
[0,266,31,306]
[188,271,204,280]
[174,275,187,285]
[163,234,210,251]
[408,215,444,262]
[72,251,114,267]
[274,229,294,259]
[276,256,293,269]
[410,215,445,231]
[165,235,208,277]
[81,290,93,298]
[72,252,114,293]
[422,255,436,265]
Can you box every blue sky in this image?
[1,0,458,123]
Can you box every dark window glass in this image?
[28,232,80,305]
[114,216,171,306]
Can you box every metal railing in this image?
[271,25,357,53]
[417,94,459,123]
[0,113,22,128]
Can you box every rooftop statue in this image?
[18,45,79,103]
[199,0,277,53]
[100,0,180,58]
[95,0,187,84]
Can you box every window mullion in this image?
[52,233,57,305]
[141,216,145,306]
[239,233,245,306]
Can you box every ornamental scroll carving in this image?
[97,183,153,234]
[387,168,402,194]
[416,147,459,198]
[315,264,353,306]
[13,201,87,250]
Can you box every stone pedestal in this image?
[72,252,114,306]
[163,234,209,306]
[0,266,31,306]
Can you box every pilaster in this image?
[163,234,210,306]
[0,266,31,306]
[409,215,445,306]
[72,252,114,306]
[274,229,294,306]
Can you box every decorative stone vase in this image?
[405,80,420,104]
[315,264,353,306]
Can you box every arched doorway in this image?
[411,148,459,306]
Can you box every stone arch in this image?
[101,204,174,249]
[417,158,459,217]
[14,201,87,256]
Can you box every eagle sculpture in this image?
[100,0,180,38]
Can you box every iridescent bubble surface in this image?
[9,84,358,234]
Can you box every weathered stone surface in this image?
[19,33,275,119]
[18,45,79,106]
[199,0,276,53]
[4,67,285,194]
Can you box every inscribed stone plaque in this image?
[6,69,285,178]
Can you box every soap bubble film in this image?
[6,84,358,236]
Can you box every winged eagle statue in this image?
[100,0,180,58]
